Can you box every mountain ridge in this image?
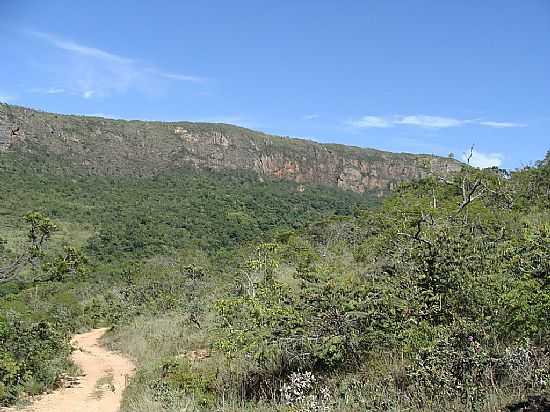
[0,103,461,192]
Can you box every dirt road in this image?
[5,328,135,412]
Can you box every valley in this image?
[0,105,548,412]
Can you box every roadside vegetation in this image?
[1,150,548,411]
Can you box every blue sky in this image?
[1,1,548,169]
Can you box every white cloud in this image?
[395,115,464,128]
[82,90,95,99]
[477,121,526,128]
[29,31,133,64]
[348,115,392,128]
[462,150,504,168]
[27,30,205,99]
[303,114,320,120]
[349,114,526,129]
[146,69,203,83]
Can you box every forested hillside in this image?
[0,148,548,411]
[0,103,460,193]
[0,149,371,407]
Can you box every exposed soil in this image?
[4,328,135,412]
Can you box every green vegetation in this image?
[0,151,371,407]
[0,313,72,404]
[203,154,550,411]
[0,148,549,411]
[0,152,372,261]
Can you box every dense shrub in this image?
[0,313,71,405]
[213,157,550,410]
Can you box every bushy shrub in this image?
[145,358,216,408]
[404,333,550,409]
[213,156,550,410]
[0,313,71,406]
[404,332,496,408]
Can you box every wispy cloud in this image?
[395,115,464,128]
[303,114,320,120]
[26,30,205,99]
[146,69,203,83]
[477,121,527,128]
[348,116,392,128]
[462,150,504,168]
[29,31,133,64]
[349,114,526,129]
[82,90,95,99]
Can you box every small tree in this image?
[0,212,57,282]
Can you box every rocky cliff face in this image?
[0,103,460,192]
